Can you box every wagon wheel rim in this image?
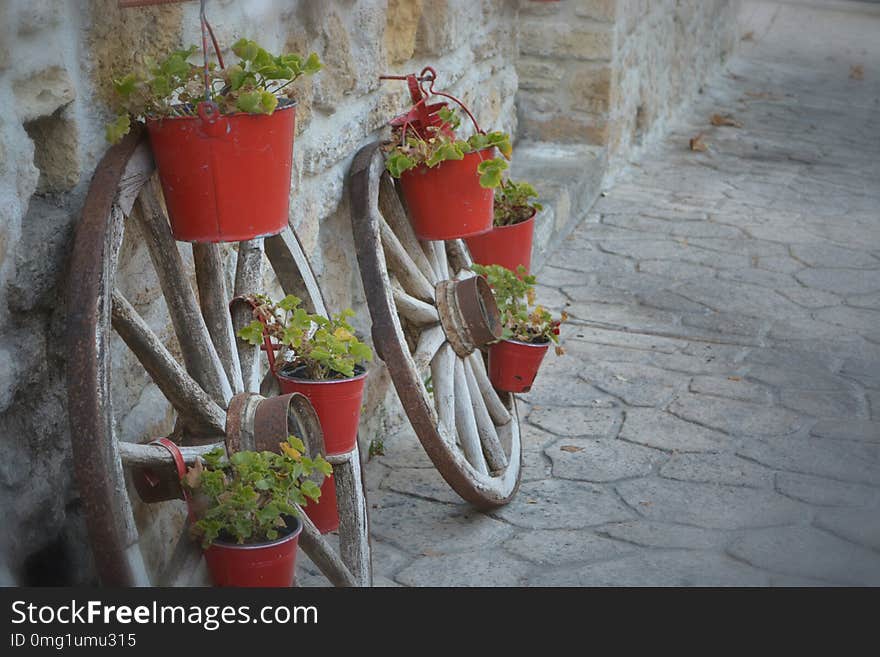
[349,141,522,509]
[66,127,371,586]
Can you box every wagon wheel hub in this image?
[435,276,502,358]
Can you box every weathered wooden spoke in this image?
[350,141,522,509]
[193,243,244,394]
[67,128,371,587]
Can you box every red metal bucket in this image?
[399,148,495,241]
[204,515,302,587]
[145,100,296,243]
[465,211,536,274]
[276,366,367,456]
[304,475,340,534]
[488,338,549,393]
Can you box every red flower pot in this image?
[303,475,340,534]
[488,338,550,393]
[145,100,296,243]
[276,366,367,456]
[204,515,302,587]
[465,210,536,275]
[399,147,495,240]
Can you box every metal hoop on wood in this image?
[348,141,522,509]
[66,127,371,586]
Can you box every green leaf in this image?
[236,320,265,346]
[477,158,508,189]
[303,52,322,75]
[287,435,306,453]
[260,91,278,114]
[232,38,259,62]
[277,294,302,311]
[235,90,262,114]
[105,114,131,145]
[300,479,321,502]
[385,152,415,178]
[113,73,138,97]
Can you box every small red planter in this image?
[276,366,367,456]
[488,338,549,393]
[304,475,340,534]
[465,210,536,275]
[204,515,302,587]
[399,147,495,240]
[146,100,296,243]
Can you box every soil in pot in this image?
[204,514,302,587]
[399,147,495,241]
[465,209,536,274]
[146,99,296,243]
[488,338,550,393]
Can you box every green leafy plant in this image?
[106,39,321,143]
[473,264,566,352]
[494,179,543,227]
[183,436,332,548]
[237,294,373,380]
[384,106,512,189]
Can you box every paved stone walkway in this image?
[347,2,880,586]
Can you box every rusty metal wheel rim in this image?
[349,141,522,509]
[66,127,371,586]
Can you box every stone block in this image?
[573,0,617,23]
[13,67,75,122]
[384,0,424,63]
[569,64,613,109]
[520,23,614,61]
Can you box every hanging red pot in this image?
[464,210,536,274]
[276,365,367,456]
[488,338,550,393]
[399,147,495,241]
[204,515,302,587]
[303,475,340,534]
[145,100,296,243]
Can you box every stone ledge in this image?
[510,139,607,273]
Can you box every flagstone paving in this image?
[300,2,880,586]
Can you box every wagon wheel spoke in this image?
[232,238,265,393]
[426,240,451,282]
[412,324,447,374]
[327,451,371,586]
[430,344,457,442]
[446,239,473,275]
[378,175,437,284]
[392,286,440,325]
[133,180,232,406]
[467,351,511,425]
[452,358,490,475]
[265,227,328,316]
[111,290,227,437]
[193,243,244,394]
[464,357,508,471]
[379,216,436,302]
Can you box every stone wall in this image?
[0,0,518,584]
[0,0,740,585]
[516,0,740,162]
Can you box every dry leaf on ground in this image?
[850,64,864,80]
[689,133,708,151]
[560,445,584,453]
[710,113,743,128]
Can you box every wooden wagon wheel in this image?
[66,127,371,587]
[349,141,522,508]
